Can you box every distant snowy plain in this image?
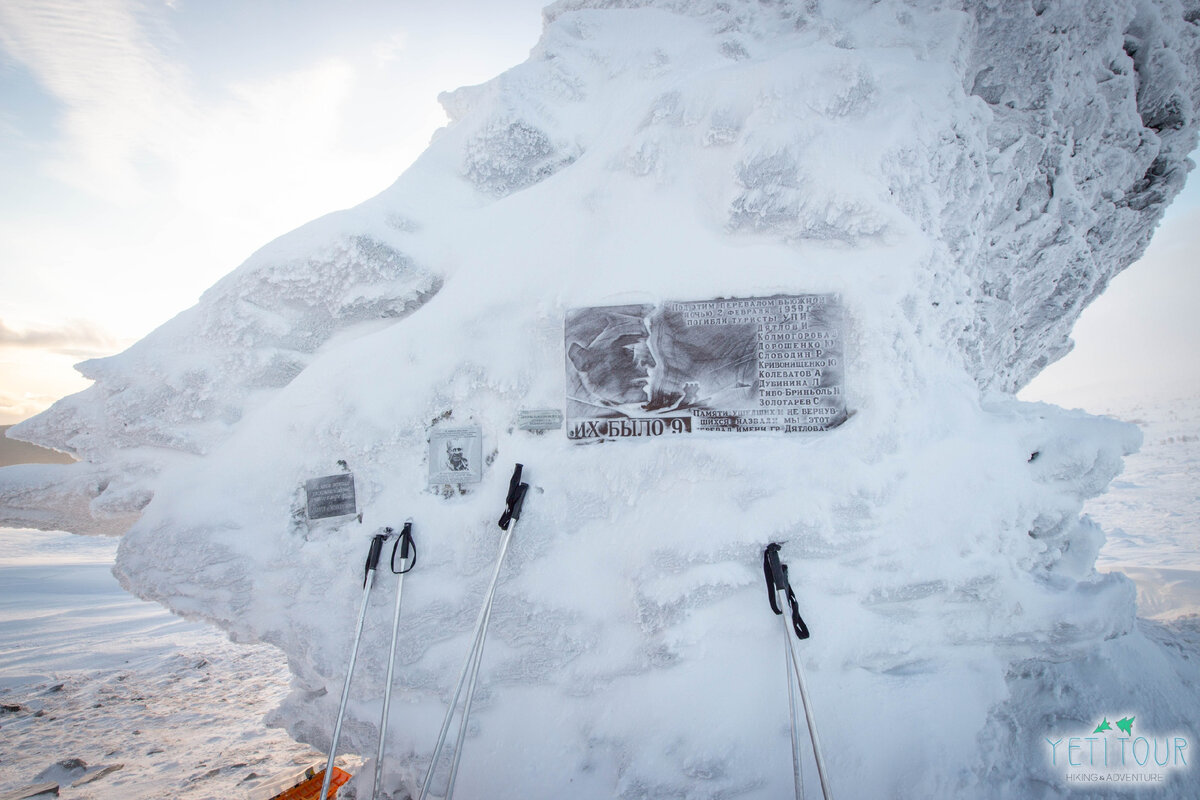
[1090,400,1200,619]
[0,529,323,800]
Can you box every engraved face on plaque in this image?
[565,294,845,441]
[428,426,483,484]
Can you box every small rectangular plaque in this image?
[428,425,483,485]
[517,408,564,431]
[305,472,357,520]
[565,294,845,441]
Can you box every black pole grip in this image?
[498,463,527,530]
[391,521,416,575]
[763,543,786,615]
[762,543,810,640]
[510,483,529,523]
[399,521,413,560]
[508,464,523,499]
[364,531,387,586]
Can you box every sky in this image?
[0,0,1196,426]
[0,0,546,424]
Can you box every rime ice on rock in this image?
[2,1,1199,798]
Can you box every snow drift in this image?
[4,1,1200,797]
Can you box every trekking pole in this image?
[373,520,416,800]
[763,543,833,800]
[320,529,393,800]
[418,464,529,800]
[782,610,804,800]
[442,581,493,799]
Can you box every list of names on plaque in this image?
[565,294,844,441]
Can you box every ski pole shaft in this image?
[786,632,833,800]
[443,509,521,800]
[763,544,831,800]
[778,589,804,800]
[419,465,528,800]
[444,581,493,799]
[322,531,389,800]
[374,522,414,800]
[418,522,514,800]
[415,600,487,800]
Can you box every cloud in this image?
[371,30,410,66]
[0,0,551,426]
[0,0,386,221]
[0,0,188,202]
[0,389,65,426]
[173,57,360,222]
[0,317,120,357]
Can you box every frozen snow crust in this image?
[3,1,1200,797]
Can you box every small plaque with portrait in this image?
[564,294,845,441]
[428,425,483,484]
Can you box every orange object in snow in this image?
[267,766,351,800]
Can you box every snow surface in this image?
[1045,392,1200,620]
[0,529,324,800]
[3,1,1200,798]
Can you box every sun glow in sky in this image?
[0,0,1196,426]
[0,0,545,424]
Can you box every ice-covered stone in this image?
[2,1,1199,798]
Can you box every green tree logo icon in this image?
[1093,716,1134,735]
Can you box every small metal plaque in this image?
[428,425,483,485]
[565,294,845,441]
[305,472,357,520]
[517,408,564,431]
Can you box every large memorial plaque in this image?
[565,294,844,441]
[305,472,357,520]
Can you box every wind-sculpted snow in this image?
[2,224,440,532]
[3,1,1200,797]
[958,0,1200,391]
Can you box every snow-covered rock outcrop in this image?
[3,1,1199,797]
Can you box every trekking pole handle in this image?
[763,543,787,614]
[390,520,417,575]
[763,543,810,640]
[498,463,529,530]
[399,521,413,560]
[509,483,529,523]
[364,530,389,586]
[765,544,786,594]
